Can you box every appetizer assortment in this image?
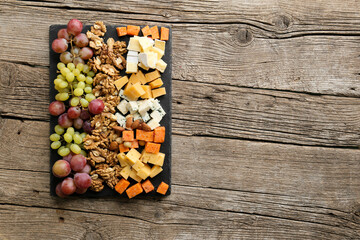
[49,19,170,198]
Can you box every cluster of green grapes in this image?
[54,62,96,106]
[50,125,87,157]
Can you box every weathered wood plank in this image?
[1,3,360,96]
[1,62,360,146]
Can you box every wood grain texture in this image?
[0,118,359,239]
[1,62,360,147]
[1,2,360,96]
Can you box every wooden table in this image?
[0,1,359,239]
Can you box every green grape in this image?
[77,82,86,89]
[55,125,64,135]
[66,127,75,136]
[63,133,73,143]
[54,78,63,86]
[58,147,70,157]
[60,67,71,76]
[58,81,68,89]
[80,150,87,157]
[58,92,69,101]
[57,62,65,70]
[85,76,93,84]
[67,63,75,71]
[70,143,82,154]
[74,88,84,96]
[72,82,78,89]
[57,74,65,81]
[83,64,90,73]
[80,98,89,107]
[84,86,92,94]
[76,63,84,72]
[80,132,87,140]
[50,133,61,142]
[66,72,75,82]
[58,87,70,93]
[85,93,95,102]
[66,142,72,149]
[51,141,61,149]
[54,85,61,92]
[55,93,61,101]
[73,134,82,144]
[57,146,65,155]
[70,97,80,106]
[72,69,80,76]
[87,71,95,77]
[77,74,86,82]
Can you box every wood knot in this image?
[234,28,253,46]
[273,15,292,30]
[161,11,172,18]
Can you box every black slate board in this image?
[49,25,172,197]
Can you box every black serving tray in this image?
[49,24,172,197]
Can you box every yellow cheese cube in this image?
[156,59,167,73]
[127,37,141,52]
[138,62,149,71]
[126,62,138,74]
[141,85,152,99]
[132,160,144,172]
[152,87,166,98]
[136,164,151,180]
[126,148,141,166]
[140,151,158,164]
[149,165,163,178]
[120,165,131,179]
[149,78,163,89]
[129,168,142,182]
[154,39,165,52]
[148,152,165,166]
[145,70,161,83]
[124,82,146,101]
[138,37,153,52]
[136,70,147,85]
[129,73,141,85]
[150,46,164,60]
[117,153,129,167]
[114,76,129,90]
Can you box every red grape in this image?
[73,118,83,129]
[67,106,81,119]
[57,28,70,41]
[74,33,89,47]
[75,187,88,194]
[56,182,67,198]
[77,164,91,174]
[49,101,65,116]
[67,19,83,36]
[79,47,93,60]
[74,173,92,189]
[82,120,93,134]
[52,38,68,53]
[73,57,85,66]
[70,154,86,171]
[71,46,81,55]
[88,99,104,115]
[58,113,73,128]
[63,153,73,163]
[61,177,76,195]
[52,160,71,178]
[60,51,73,64]
[80,109,91,120]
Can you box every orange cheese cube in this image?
[119,144,130,153]
[128,73,141,85]
[136,70,147,85]
[141,85,152,99]
[152,87,166,98]
[145,142,161,154]
[160,27,169,41]
[124,82,146,101]
[149,78,163,89]
[141,179,154,193]
[153,126,165,143]
[122,130,134,142]
[115,178,130,194]
[157,182,169,195]
[126,183,143,198]
[114,76,129,90]
[145,70,161,83]
[141,25,151,36]
[136,130,154,142]
[116,27,127,37]
[127,25,140,36]
[150,26,159,39]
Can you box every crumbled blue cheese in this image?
[117,99,129,115]
[141,112,150,122]
[127,101,139,114]
[150,110,163,123]
[115,112,126,127]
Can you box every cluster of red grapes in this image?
[52,19,93,65]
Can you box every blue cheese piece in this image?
[119,89,130,101]
[147,119,160,130]
[157,105,166,117]
[138,100,152,116]
[141,112,150,122]
[117,100,129,115]
[115,113,126,127]
[127,101,138,114]
[133,112,142,120]
[150,99,161,111]
[150,110,163,122]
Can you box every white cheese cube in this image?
[115,113,126,127]
[156,59,167,73]
[150,47,164,60]
[147,119,160,130]
[150,110,163,122]
[154,39,165,52]
[127,51,139,57]
[127,37,141,52]
[138,62,149,71]
[141,112,150,122]
[139,37,153,52]
[127,101,138,114]
[133,112,141,120]
[150,99,161,111]
[117,100,129,115]
[138,53,149,67]
[127,55,138,64]
[126,62,138,74]
[138,100,152,116]
[147,52,158,69]
[157,105,166,117]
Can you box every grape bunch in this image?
[52,19,93,64]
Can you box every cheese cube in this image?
[141,85,152,99]
[138,100,152,116]
[139,37,153,52]
[117,99,129,115]
[152,87,166,98]
[127,101,138,114]
[156,105,166,117]
[117,153,129,167]
[120,165,131,179]
[150,165,163,178]
[147,52,158,69]
[150,98,160,111]
[140,150,157,163]
[156,59,167,73]
[114,76,129,90]
[129,169,142,182]
[136,164,151,180]
[150,46,164,60]
[136,70,147,85]
[129,73,141,85]
[126,148,141,165]
[154,39,165,52]
[145,70,161,83]
[150,110,163,122]
[127,55,138,64]
[141,112,150,122]
[115,113,126,127]
[128,50,139,57]
[124,83,146,101]
[126,62,138,74]
[133,112,142,120]
[132,160,145,172]
[148,152,165,166]
[149,78,163,89]
[138,53,149,67]
[119,89,130,101]
[147,119,160,130]
[127,37,141,52]
[138,62,149,71]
